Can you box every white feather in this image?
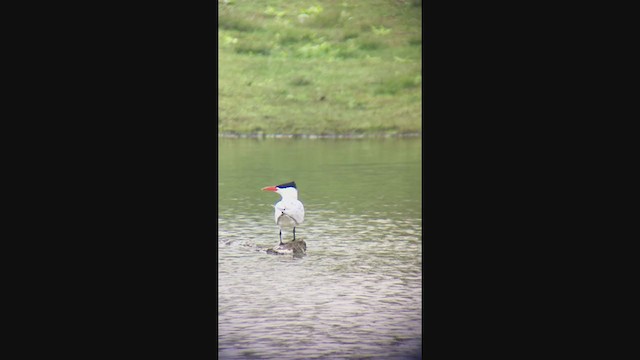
[273,187,304,228]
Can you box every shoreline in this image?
[218,132,421,139]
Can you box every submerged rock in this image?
[265,239,307,258]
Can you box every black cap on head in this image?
[276,181,297,189]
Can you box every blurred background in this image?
[218,0,422,136]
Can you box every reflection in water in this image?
[219,138,421,359]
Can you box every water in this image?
[218,138,422,359]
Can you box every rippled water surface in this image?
[219,138,422,359]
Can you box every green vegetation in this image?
[218,0,422,136]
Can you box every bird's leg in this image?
[279,229,283,246]
[293,227,296,241]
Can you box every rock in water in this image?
[266,239,307,258]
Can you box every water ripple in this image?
[219,211,421,359]
[219,138,422,359]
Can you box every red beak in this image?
[262,186,278,192]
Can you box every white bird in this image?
[261,181,305,245]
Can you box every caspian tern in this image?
[261,181,305,245]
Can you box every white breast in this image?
[274,198,305,227]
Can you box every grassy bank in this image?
[218,0,422,136]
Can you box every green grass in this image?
[218,0,422,136]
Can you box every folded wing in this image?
[274,199,305,225]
